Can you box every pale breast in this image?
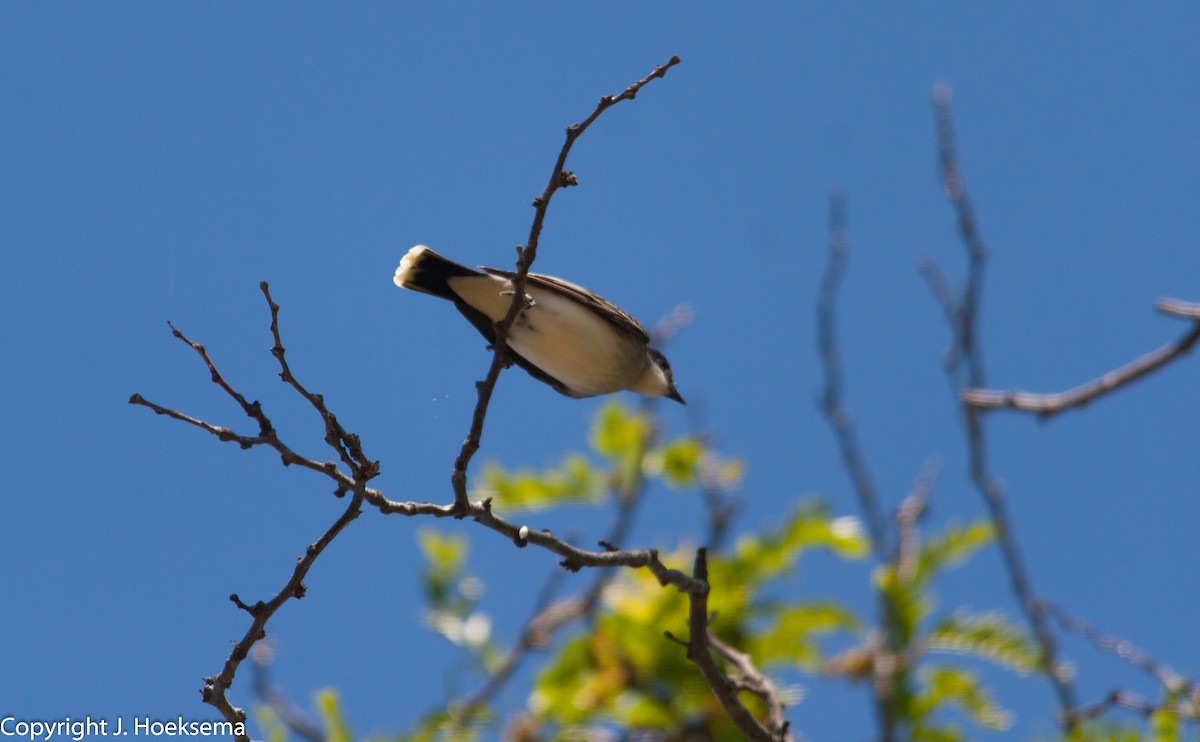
[510,287,646,395]
[447,273,645,395]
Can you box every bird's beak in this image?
[665,386,686,405]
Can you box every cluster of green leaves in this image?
[527,500,867,740]
[475,401,731,512]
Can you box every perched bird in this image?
[393,245,684,404]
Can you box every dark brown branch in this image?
[134,60,695,740]
[200,483,366,740]
[707,631,793,741]
[674,549,789,742]
[262,282,375,474]
[129,323,370,497]
[134,303,705,738]
[132,296,380,742]
[928,82,1078,728]
[453,422,659,715]
[963,297,1200,418]
[817,187,890,559]
[369,491,704,592]
[449,55,682,515]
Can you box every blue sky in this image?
[2,4,1198,740]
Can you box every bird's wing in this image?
[480,267,651,343]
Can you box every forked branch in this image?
[963,297,1200,418]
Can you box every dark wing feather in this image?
[480,267,650,343]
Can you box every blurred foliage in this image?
[253,402,1194,742]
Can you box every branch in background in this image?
[817,187,890,559]
[1037,601,1196,701]
[250,642,326,742]
[667,549,794,742]
[926,82,1078,729]
[963,297,1200,418]
[1075,690,1200,724]
[450,55,682,515]
[815,187,904,741]
[651,306,741,552]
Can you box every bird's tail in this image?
[393,245,483,300]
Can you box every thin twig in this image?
[928,82,1078,728]
[262,282,374,474]
[449,55,682,515]
[817,187,890,559]
[963,298,1200,418]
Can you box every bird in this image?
[393,245,684,404]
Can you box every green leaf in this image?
[928,610,1041,674]
[731,502,869,582]
[917,521,994,584]
[252,706,287,742]
[589,401,651,461]
[418,528,467,575]
[314,688,353,742]
[650,437,703,488]
[477,454,600,511]
[913,665,1013,731]
[748,602,861,668]
[417,528,469,607]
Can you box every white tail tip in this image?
[394,245,430,288]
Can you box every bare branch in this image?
[453,422,659,715]
[201,483,366,741]
[449,55,682,515]
[963,298,1200,418]
[817,187,890,558]
[132,296,378,741]
[262,282,375,474]
[675,549,791,742]
[129,321,370,497]
[1075,690,1200,723]
[1156,297,1200,319]
[1036,601,1193,696]
[928,82,1078,728]
[707,631,794,741]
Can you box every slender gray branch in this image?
[817,186,890,559]
[927,82,1078,729]
[963,297,1200,418]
